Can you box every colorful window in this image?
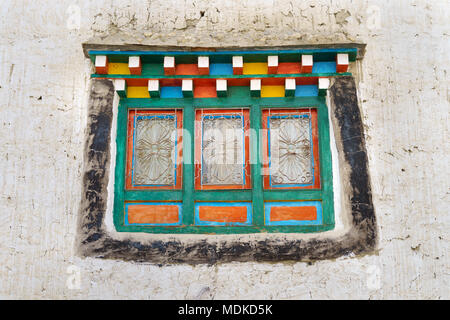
[98,49,352,234]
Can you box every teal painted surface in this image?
[113,87,335,234]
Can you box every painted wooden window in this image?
[96,49,352,234]
[113,95,334,234]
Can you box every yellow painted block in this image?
[127,86,150,98]
[108,63,131,75]
[261,85,285,98]
[243,63,268,75]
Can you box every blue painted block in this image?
[295,85,318,97]
[312,62,336,73]
[209,63,233,75]
[160,86,183,98]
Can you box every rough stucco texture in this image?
[0,0,448,299]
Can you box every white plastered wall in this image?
[0,0,448,299]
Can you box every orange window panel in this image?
[126,204,180,224]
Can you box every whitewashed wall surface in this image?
[0,0,448,299]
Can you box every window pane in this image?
[134,115,176,185]
[269,115,313,185]
[262,109,320,189]
[195,109,251,190]
[126,110,182,190]
[202,115,244,185]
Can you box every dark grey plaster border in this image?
[76,76,377,264]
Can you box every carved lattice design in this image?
[133,116,176,186]
[201,115,245,185]
[269,115,313,186]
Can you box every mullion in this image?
[182,103,195,226]
[250,102,264,226]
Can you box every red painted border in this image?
[261,108,320,190]
[125,109,183,190]
[194,109,251,190]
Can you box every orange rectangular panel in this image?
[270,206,317,221]
[127,204,180,224]
[194,86,217,98]
[176,64,199,75]
[199,206,248,223]
[277,62,301,74]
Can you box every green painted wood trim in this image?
[317,97,335,226]
[124,190,183,201]
[114,224,334,234]
[194,191,252,202]
[112,87,335,233]
[113,100,128,229]
[250,102,264,226]
[182,102,195,225]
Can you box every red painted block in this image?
[194,86,217,98]
[176,64,199,75]
[277,62,301,74]
[127,204,179,224]
[199,206,248,223]
[270,206,317,221]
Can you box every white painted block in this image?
[318,78,330,89]
[128,56,140,68]
[164,56,175,68]
[232,56,243,68]
[95,55,107,67]
[301,54,313,66]
[216,79,227,91]
[268,55,278,67]
[285,78,296,90]
[198,56,209,68]
[337,53,349,65]
[114,79,126,91]
[250,79,261,91]
[182,79,193,91]
[148,80,159,92]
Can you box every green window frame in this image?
[113,88,334,234]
